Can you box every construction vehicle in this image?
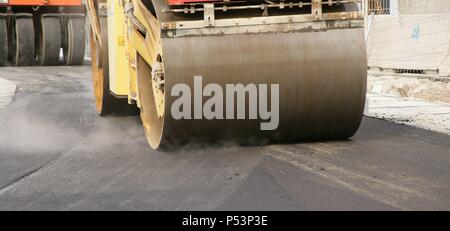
[0,0,85,66]
[87,0,367,150]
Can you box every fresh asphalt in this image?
[0,66,449,210]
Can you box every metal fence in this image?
[365,0,450,76]
[366,0,391,15]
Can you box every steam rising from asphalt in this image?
[0,111,85,154]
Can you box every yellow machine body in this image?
[87,0,367,150]
[106,0,132,98]
[102,0,154,106]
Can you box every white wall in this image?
[366,0,450,76]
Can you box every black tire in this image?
[63,16,85,65]
[90,17,138,116]
[0,17,7,66]
[12,17,35,66]
[36,16,61,66]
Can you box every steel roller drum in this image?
[138,21,367,149]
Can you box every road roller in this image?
[87,0,367,150]
[0,0,85,66]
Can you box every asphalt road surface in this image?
[0,66,449,211]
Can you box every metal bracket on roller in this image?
[312,0,323,21]
[204,3,215,27]
[125,2,147,35]
[151,62,165,90]
[151,61,165,119]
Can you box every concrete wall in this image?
[366,0,450,76]
[398,0,450,14]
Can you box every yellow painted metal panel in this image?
[107,0,131,96]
